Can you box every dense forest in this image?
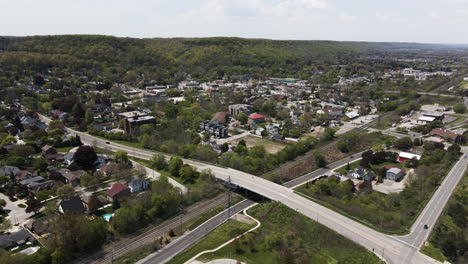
[0,35,464,84]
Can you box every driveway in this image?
[0,193,34,232]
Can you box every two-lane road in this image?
[39,114,466,264]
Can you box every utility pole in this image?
[227,176,232,219]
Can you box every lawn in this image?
[421,243,447,263]
[195,203,380,264]
[231,135,287,154]
[167,219,254,264]
[460,80,468,89]
[55,146,75,153]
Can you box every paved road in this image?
[138,154,365,264]
[78,194,230,264]
[137,200,255,264]
[0,193,34,232]
[39,114,467,264]
[398,150,468,249]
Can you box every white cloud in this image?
[375,12,397,20]
[339,13,357,22]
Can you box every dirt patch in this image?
[231,135,286,154]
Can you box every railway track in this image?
[78,194,229,264]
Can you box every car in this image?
[105,141,110,144]
[423,224,428,229]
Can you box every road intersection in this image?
[38,114,466,264]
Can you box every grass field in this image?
[231,135,287,154]
[167,219,254,264]
[421,243,447,263]
[171,202,381,264]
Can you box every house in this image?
[429,128,462,143]
[345,111,360,120]
[24,215,58,235]
[422,112,445,121]
[41,145,57,156]
[82,194,107,212]
[386,167,405,181]
[128,178,150,193]
[356,181,373,195]
[19,176,44,187]
[99,163,121,176]
[322,106,342,119]
[44,153,65,163]
[347,167,376,181]
[62,170,85,187]
[118,111,156,133]
[15,170,36,183]
[0,228,36,251]
[0,165,21,177]
[107,183,131,201]
[248,114,266,124]
[211,112,229,124]
[200,120,228,138]
[398,152,422,163]
[228,104,253,116]
[59,195,85,214]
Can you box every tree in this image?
[48,213,108,255]
[25,196,42,215]
[33,157,49,172]
[238,139,246,147]
[85,109,94,124]
[237,113,248,124]
[394,137,413,150]
[453,103,466,114]
[179,165,198,183]
[51,248,69,264]
[72,102,85,119]
[151,154,168,170]
[80,172,99,189]
[169,157,183,177]
[322,127,336,141]
[113,150,130,164]
[220,143,229,153]
[10,145,35,157]
[72,146,97,170]
[56,184,75,199]
[336,140,349,153]
[312,151,326,167]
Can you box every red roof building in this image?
[248,114,266,125]
[106,183,131,201]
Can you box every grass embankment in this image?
[113,199,243,264]
[167,219,254,264]
[264,131,392,183]
[172,202,381,264]
[421,173,467,264]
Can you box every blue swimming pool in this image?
[103,213,113,222]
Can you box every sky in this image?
[1,0,468,44]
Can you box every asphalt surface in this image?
[78,194,229,264]
[137,200,255,264]
[39,114,467,264]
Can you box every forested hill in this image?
[0,35,459,83]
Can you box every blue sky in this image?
[1,0,468,43]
